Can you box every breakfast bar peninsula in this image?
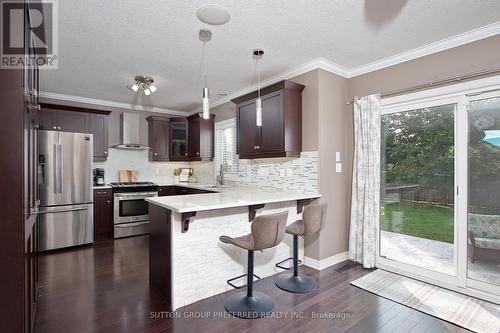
[146,185,320,310]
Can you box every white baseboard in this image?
[304,251,349,270]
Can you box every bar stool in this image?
[275,202,327,293]
[219,211,288,319]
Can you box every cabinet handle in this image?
[154,152,158,156]
[53,126,57,130]
[57,126,61,130]
[185,153,188,156]
[106,200,111,203]
[104,151,107,155]
[196,152,199,155]
[97,191,107,195]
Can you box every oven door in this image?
[114,191,157,224]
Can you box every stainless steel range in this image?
[110,182,158,238]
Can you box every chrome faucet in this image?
[217,164,225,187]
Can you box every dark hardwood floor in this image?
[34,236,470,333]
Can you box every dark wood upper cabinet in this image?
[38,108,58,130]
[146,116,170,161]
[232,80,304,159]
[57,111,88,132]
[39,107,87,132]
[93,189,113,241]
[188,113,215,161]
[88,113,109,161]
[39,104,111,161]
[169,118,189,161]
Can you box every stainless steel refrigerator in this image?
[38,131,94,251]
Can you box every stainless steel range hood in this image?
[110,112,150,150]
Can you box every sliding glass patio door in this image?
[379,103,457,276]
[376,77,500,303]
[466,93,500,294]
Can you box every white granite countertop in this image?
[93,185,112,189]
[146,186,320,213]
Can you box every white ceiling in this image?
[40,0,500,114]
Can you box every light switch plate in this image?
[336,163,342,173]
[279,169,286,177]
[336,152,341,162]
[286,168,293,177]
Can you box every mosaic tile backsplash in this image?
[195,151,319,193]
[93,148,189,184]
[94,149,318,193]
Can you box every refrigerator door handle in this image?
[53,143,58,193]
[58,144,63,193]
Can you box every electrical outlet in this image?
[336,152,341,162]
[336,163,342,173]
[279,169,285,177]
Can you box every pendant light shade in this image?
[202,87,210,119]
[255,98,262,126]
[199,29,212,119]
[253,49,264,127]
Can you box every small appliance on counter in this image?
[93,168,105,186]
[176,168,192,182]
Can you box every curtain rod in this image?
[345,66,500,105]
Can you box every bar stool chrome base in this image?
[275,274,318,293]
[224,291,274,319]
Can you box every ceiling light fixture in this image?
[253,49,264,127]
[199,29,212,119]
[128,75,157,96]
[196,4,231,25]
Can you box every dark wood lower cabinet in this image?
[158,186,213,196]
[94,189,113,241]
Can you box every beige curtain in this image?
[349,94,381,268]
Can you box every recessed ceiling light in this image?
[196,4,231,26]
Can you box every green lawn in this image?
[380,202,454,243]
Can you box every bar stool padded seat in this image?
[285,219,305,236]
[219,234,254,250]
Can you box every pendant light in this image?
[253,49,264,126]
[199,29,212,119]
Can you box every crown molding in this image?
[209,58,350,109]
[348,21,500,77]
[39,91,189,116]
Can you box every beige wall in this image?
[349,35,500,98]
[211,102,236,122]
[292,69,352,260]
[293,69,320,151]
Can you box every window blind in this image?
[214,119,240,174]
